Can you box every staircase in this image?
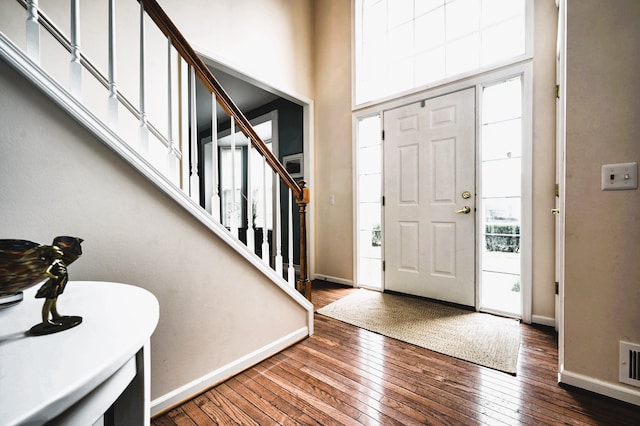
[0,0,314,416]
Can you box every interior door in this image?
[384,88,476,306]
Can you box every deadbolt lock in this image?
[462,191,471,199]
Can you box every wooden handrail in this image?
[140,0,303,200]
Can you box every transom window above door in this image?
[354,0,530,105]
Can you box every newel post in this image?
[295,181,312,301]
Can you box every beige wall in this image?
[312,0,560,323]
[158,0,315,99]
[313,0,354,281]
[564,0,640,391]
[0,60,308,400]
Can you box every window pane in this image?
[388,0,413,28]
[360,174,382,202]
[359,201,381,231]
[482,118,522,161]
[359,146,382,175]
[482,158,521,198]
[415,47,446,86]
[446,33,480,76]
[483,197,521,223]
[358,116,382,147]
[355,0,529,105]
[357,115,383,290]
[446,0,480,40]
[481,0,524,27]
[387,57,414,94]
[359,230,382,258]
[415,0,445,16]
[481,18,525,66]
[482,77,522,123]
[415,8,445,52]
[358,257,382,288]
[387,21,414,60]
[481,271,521,314]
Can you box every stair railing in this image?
[1,0,312,299]
[139,0,312,298]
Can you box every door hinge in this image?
[555,281,559,295]
[381,130,385,141]
[556,84,560,99]
[555,183,560,197]
[382,261,386,271]
[382,195,385,206]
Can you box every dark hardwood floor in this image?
[152,282,639,425]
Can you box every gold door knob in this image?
[455,206,471,214]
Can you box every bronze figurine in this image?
[0,236,84,335]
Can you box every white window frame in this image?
[351,0,534,109]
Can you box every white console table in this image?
[0,281,159,425]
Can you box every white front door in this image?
[384,88,476,306]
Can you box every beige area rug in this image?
[317,289,520,374]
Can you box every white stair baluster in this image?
[70,0,81,98]
[107,0,118,127]
[274,178,283,276]
[261,158,269,264]
[287,188,295,287]
[26,0,40,63]
[230,117,238,238]
[138,2,149,155]
[166,37,176,178]
[179,59,190,192]
[188,67,199,202]
[246,141,255,252]
[210,95,221,222]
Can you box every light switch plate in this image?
[601,162,638,190]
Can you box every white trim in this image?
[555,0,567,374]
[521,62,534,324]
[304,101,315,281]
[352,115,359,289]
[559,369,640,407]
[150,327,310,416]
[0,31,314,328]
[314,274,354,288]
[531,315,556,328]
[353,59,534,120]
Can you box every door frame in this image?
[353,63,533,322]
[555,0,567,371]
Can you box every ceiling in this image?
[196,67,279,132]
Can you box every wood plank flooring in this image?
[152,282,640,425]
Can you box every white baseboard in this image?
[150,327,309,417]
[559,368,640,406]
[313,274,354,287]
[531,315,555,328]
